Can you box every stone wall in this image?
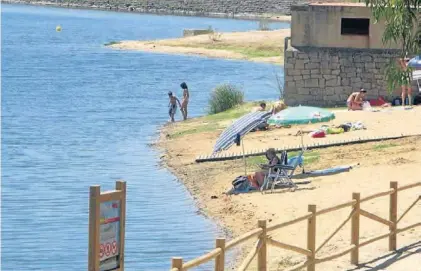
[2,0,305,16]
[284,47,402,107]
[2,0,346,17]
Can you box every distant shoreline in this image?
[107,29,290,64]
[1,1,292,22]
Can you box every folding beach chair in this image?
[260,149,304,193]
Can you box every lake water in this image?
[1,4,288,270]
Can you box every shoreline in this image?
[1,1,292,22]
[107,29,290,64]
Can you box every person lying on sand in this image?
[251,102,269,131]
[252,102,267,112]
[271,101,287,115]
[251,148,286,188]
[347,88,367,110]
[168,91,181,122]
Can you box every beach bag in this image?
[310,130,325,138]
[232,176,251,192]
[392,97,402,106]
[327,127,344,134]
[414,94,421,105]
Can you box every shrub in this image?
[208,84,244,114]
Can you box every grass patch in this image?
[104,41,120,46]
[167,102,262,138]
[373,143,398,151]
[169,124,220,139]
[203,44,281,58]
[204,103,257,121]
[164,43,281,59]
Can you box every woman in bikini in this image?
[180,82,189,120]
[398,57,412,107]
[346,88,366,110]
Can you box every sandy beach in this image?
[107,29,290,64]
[158,105,421,270]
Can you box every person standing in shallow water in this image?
[180,82,189,120]
[168,91,181,122]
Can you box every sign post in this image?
[89,180,126,271]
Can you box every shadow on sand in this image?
[346,241,421,271]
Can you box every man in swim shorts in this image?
[398,57,413,107]
[168,91,181,122]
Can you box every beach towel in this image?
[304,165,353,176]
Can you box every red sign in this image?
[100,244,104,258]
[100,241,118,258]
[112,241,117,254]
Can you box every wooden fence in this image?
[170,181,421,271]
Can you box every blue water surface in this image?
[1,4,287,270]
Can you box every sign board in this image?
[89,181,126,271]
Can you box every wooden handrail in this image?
[359,232,392,248]
[283,260,311,271]
[397,196,420,223]
[169,181,421,271]
[359,221,421,249]
[397,222,421,234]
[360,209,393,227]
[182,248,221,269]
[397,182,421,191]
[316,200,356,216]
[268,238,312,256]
[315,245,356,264]
[225,228,262,250]
[267,212,313,232]
[237,240,262,271]
[360,189,394,203]
[315,209,356,254]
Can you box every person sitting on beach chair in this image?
[260,149,304,193]
[251,148,287,188]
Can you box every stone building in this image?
[284,3,401,107]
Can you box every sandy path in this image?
[159,106,421,270]
[108,29,290,64]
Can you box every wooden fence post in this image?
[389,181,398,251]
[351,193,360,265]
[172,257,183,271]
[215,238,225,271]
[258,220,267,271]
[88,185,101,271]
[307,205,317,271]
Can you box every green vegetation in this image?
[169,43,281,59]
[104,41,120,46]
[200,44,280,58]
[167,102,258,138]
[208,84,244,114]
[373,143,398,151]
[366,0,419,94]
[169,124,221,139]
